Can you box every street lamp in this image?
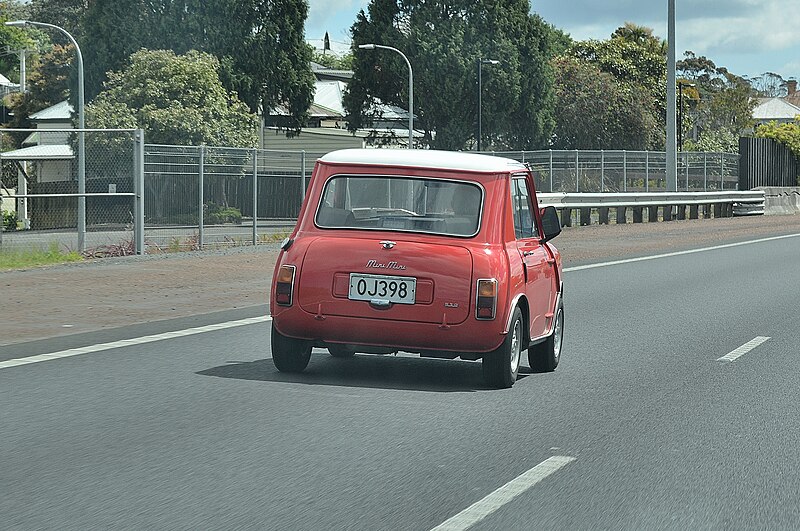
[6,20,86,251]
[358,43,413,149]
[677,81,696,151]
[477,58,499,152]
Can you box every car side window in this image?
[511,178,538,239]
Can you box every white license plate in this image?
[348,273,416,304]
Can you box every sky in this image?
[305,0,799,83]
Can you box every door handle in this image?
[522,250,537,257]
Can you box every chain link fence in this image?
[0,128,140,254]
[1,136,741,256]
[490,150,739,193]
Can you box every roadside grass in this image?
[0,244,83,270]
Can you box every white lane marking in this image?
[717,336,770,362]
[564,232,800,272]
[430,456,575,531]
[0,316,271,371]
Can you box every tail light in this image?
[275,265,296,306]
[476,278,497,320]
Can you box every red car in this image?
[270,149,563,388]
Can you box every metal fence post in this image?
[600,149,605,192]
[684,152,689,191]
[198,145,205,249]
[135,129,145,255]
[252,148,258,245]
[645,151,650,192]
[623,150,627,192]
[549,149,553,192]
[720,155,724,190]
[575,150,579,192]
[704,152,707,191]
[301,150,307,201]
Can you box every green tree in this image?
[85,49,257,147]
[344,0,560,150]
[28,0,86,40]
[81,0,314,132]
[550,56,656,150]
[677,51,756,152]
[568,24,667,149]
[312,49,354,70]
[755,118,800,164]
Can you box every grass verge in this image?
[0,244,84,270]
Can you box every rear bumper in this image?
[272,308,506,353]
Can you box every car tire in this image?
[528,299,563,372]
[271,323,312,373]
[328,345,356,358]
[482,307,523,389]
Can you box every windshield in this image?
[315,175,483,237]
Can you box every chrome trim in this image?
[315,174,486,238]
[502,293,525,333]
[475,278,498,321]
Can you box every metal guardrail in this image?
[536,191,766,225]
[537,191,765,209]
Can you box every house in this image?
[0,100,75,228]
[752,97,800,126]
[261,62,421,152]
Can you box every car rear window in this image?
[316,175,483,237]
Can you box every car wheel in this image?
[482,307,523,388]
[271,322,312,373]
[528,300,563,372]
[328,345,356,358]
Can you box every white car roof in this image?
[319,149,527,173]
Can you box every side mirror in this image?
[540,206,561,243]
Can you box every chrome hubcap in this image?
[510,320,521,374]
[553,309,563,362]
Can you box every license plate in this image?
[348,273,416,305]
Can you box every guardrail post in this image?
[648,205,658,222]
[676,204,686,220]
[689,205,699,219]
[599,206,609,224]
[580,207,591,226]
[198,145,204,249]
[616,206,626,224]
[560,208,571,227]
[663,205,673,221]
[714,202,723,218]
[252,148,258,245]
[633,207,643,223]
[134,129,145,255]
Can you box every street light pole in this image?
[6,20,86,251]
[477,58,499,152]
[358,44,413,149]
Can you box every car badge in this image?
[380,240,396,249]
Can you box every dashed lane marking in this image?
[430,456,576,531]
[717,336,770,362]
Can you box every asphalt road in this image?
[3,231,800,530]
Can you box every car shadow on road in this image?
[197,351,532,393]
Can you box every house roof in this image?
[0,144,73,160]
[29,100,74,122]
[752,97,800,121]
